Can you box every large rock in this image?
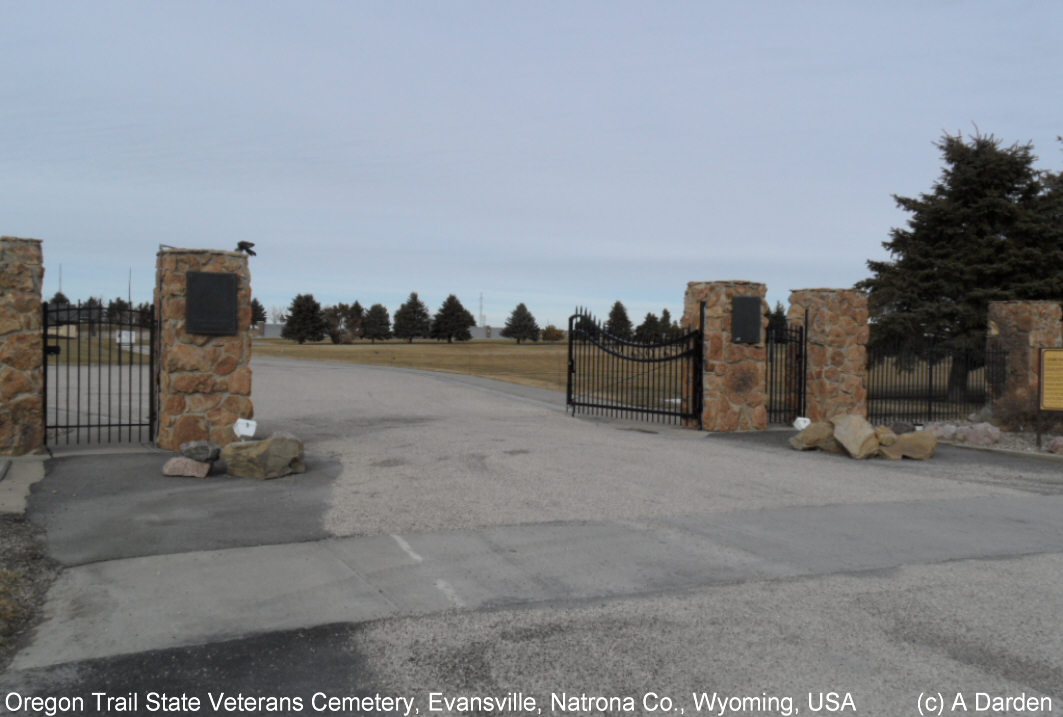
[877,431,938,460]
[965,422,1001,446]
[830,414,879,459]
[221,432,306,479]
[180,440,221,463]
[874,426,898,447]
[162,456,212,478]
[789,421,843,454]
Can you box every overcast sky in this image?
[3,2,1061,328]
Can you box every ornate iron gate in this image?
[766,321,806,424]
[42,301,157,446]
[566,307,704,427]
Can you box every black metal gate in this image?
[766,321,806,424]
[566,307,704,427]
[42,301,157,446]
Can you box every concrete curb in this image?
[0,455,48,514]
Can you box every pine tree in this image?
[659,308,676,339]
[859,132,1063,353]
[363,304,392,343]
[346,301,365,339]
[767,301,788,334]
[393,292,431,343]
[604,301,633,341]
[251,298,267,325]
[281,294,327,344]
[501,303,541,343]
[634,313,660,343]
[431,295,476,343]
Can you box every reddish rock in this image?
[162,456,212,478]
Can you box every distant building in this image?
[469,325,506,340]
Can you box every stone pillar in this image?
[788,289,869,421]
[683,281,768,431]
[155,249,254,450]
[987,300,1063,429]
[0,237,45,455]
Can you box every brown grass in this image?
[252,338,569,391]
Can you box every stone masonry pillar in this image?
[155,249,254,450]
[683,281,768,431]
[987,300,1063,429]
[788,289,869,421]
[0,237,45,455]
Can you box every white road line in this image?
[390,533,423,563]
[435,579,466,608]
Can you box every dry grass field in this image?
[252,338,570,391]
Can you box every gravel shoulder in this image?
[0,512,59,671]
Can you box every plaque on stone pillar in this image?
[186,271,238,335]
[731,296,761,344]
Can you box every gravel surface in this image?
[0,512,59,671]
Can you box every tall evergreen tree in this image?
[346,301,365,339]
[431,295,476,343]
[659,308,677,339]
[363,303,392,343]
[767,301,788,334]
[634,312,660,343]
[393,292,431,343]
[858,132,1063,353]
[251,298,267,325]
[604,301,633,341]
[281,294,327,344]
[501,303,541,343]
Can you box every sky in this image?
[3,1,1061,328]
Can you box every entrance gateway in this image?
[42,300,157,446]
[566,302,808,429]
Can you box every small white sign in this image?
[115,330,137,345]
[792,417,811,430]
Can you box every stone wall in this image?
[788,288,869,421]
[155,249,254,450]
[683,281,768,431]
[987,300,1063,429]
[0,237,45,455]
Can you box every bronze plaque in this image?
[731,296,762,344]
[186,271,238,335]
[1040,348,1063,411]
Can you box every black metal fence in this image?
[867,344,1007,425]
[43,301,157,445]
[766,322,806,424]
[567,308,704,426]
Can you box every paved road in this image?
[2,356,1062,716]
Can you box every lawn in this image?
[252,338,570,392]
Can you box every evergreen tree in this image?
[767,301,788,334]
[431,295,476,343]
[858,132,1063,353]
[322,303,353,344]
[604,301,633,341]
[251,298,267,325]
[659,308,677,339]
[501,303,541,343]
[49,291,70,306]
[634,312,660,343]
[393,292,431,343]
[363,303,392,343]
[346,301,365,339]
[281,294,327,344]
[106,297,130,323]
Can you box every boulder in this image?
[789,421,843,453]
[926,422,957,440]
[830,414,879,459]
[889,420,916,436]
[221,432,306,479]
[877,431,938,460]
[1047,437,1063,455]
[874,426,898,447]
[180,440,221,463]
[162,456,212,478]
[965,422,1001,446]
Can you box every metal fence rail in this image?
[867,344,1006,425]
[567,308,704,426]
[43,301,157,445]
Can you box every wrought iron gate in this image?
[766,321,806,424]
[42,301,157,446]
[566,307,704,427]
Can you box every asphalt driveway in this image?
[2,356,1062,715]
